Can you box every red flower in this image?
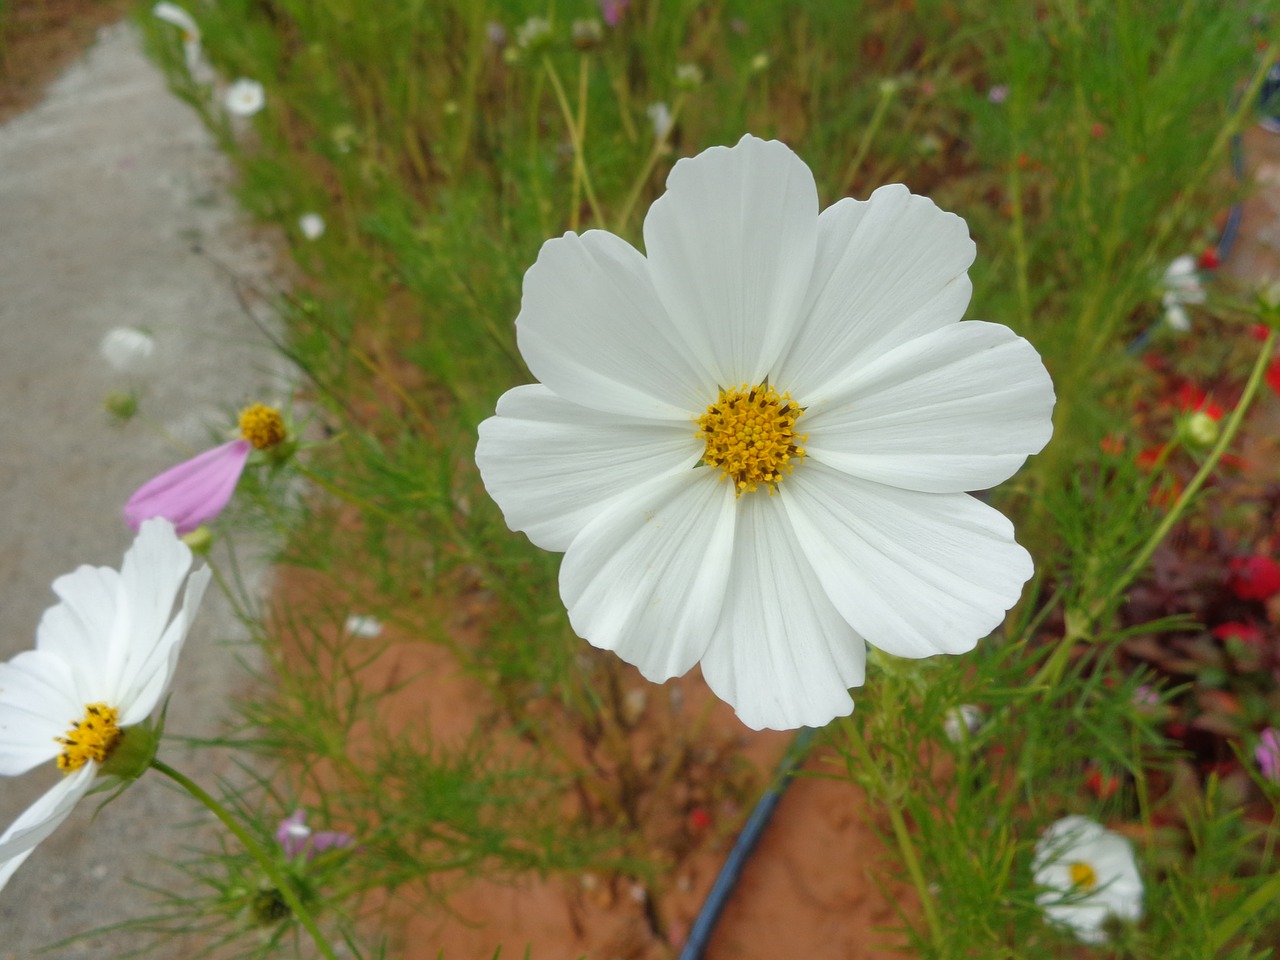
[1175,384,1224,420]
[687,807,712,832]
[1085,768,1121,799]
[1099,434,1126,456]
[1136,444,1167,471]
[1198,247,1220,271]
[1227,555,1280,602]
[1212,621,1264,646]
[1266,357,1280,397]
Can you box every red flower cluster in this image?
[1227,555,1280,602]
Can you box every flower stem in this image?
[842,717,944,951]
[151,759,341,960]
[1032,328,1278,692]
[542,54,604,228]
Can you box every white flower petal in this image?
[152,2,199,39]
[515,230,714,420]
[804,321,1055,492]
[774,184,976,400]
[36,565,127,702]
[643,134,818,386]
[560,471,736,682]
[699,495,864,730]
[119,564,211,725]
[477,385,700,551]
[782,463,1032,659]
[0,765,96,892]
[0,651,80,775]
[113,519,197,713]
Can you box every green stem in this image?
[1209,862,1280,954]
[615,93,686,232]
[542,54,604,228]
[1033,329,1278,692]
[1114,329,1276,596]
[843,717,945,950]
[151,759,341,960]
[836,80,897,193]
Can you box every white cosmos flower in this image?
[1159,254,1204,332]
[1033,815,1144,944]
[298,212,326,241]
[0,519,210,891]
[474,134,1055,731]
[225,78,266,117]
[100,326,156,373]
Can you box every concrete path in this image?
[0,21,284,958]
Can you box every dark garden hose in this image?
[677,726,819,960]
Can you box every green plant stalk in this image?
[1034,328,1278,692]
[842,716,944,951]
[836,79,897,193]
[615,93,687,232]
[542,54,604,228]
[151,759,342,960]
[1208,852,1280,953]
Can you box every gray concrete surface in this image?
[0,21,286,959]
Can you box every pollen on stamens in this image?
[238,403,287,450]
[55,703,122,773]
[1068,861,1098,892]
[696,382,807,496]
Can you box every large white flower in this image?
[1033,815,1144,944]
[475,134,1054,730]
[0,519,210,890]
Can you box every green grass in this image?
[132,1,1280,957]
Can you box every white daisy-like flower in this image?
[0,519,210,890]
[474,134,1055,731]
[298,212,326,241]
[1033,815,1144,944]
[224,78,266,117]
[1159,254,1205,332]
[100,326,156,373]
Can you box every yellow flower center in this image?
[1068,861,1098,892]
[238,404,287,450]
[697,383,807,495]
[55,703,122,773]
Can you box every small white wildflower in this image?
[675,62,703,90]
[225,78,266,117]
[646,102,673,141]
[298,213,326,241]
[100,327,156,374]
[1159,254,1205,332]
[516,16,551,50]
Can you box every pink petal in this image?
[123,439,251,535]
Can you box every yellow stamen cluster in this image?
[55,703,122,773]
[697,383,807,495]
[1068,861,1098,892]
[238,403,287,450]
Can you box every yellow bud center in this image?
[1068,861,1098,892]
[238,404,286,450]
[56,703,122,773]
[697,383,806,495]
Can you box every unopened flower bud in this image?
[571,18,603,49]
